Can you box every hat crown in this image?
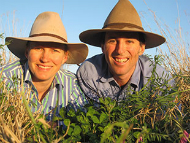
[29,11,67,42]
[103,0,143,30]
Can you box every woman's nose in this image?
[40,49,50,62]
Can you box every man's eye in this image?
[108,39,116,43]
[127,40,133,43]
[34,47,42,50]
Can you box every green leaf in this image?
[64,119,70,126]
[81,124,90,134]
[91,115,100,124]
[73,125,82,135]
[98,126,104,132]
[59,107,66,118]
[99,97,104,104]
[100,112,107,123]
[68,127,73,136]
[133,131,141,138]
[86,106,98,117]
[67,108,76,117]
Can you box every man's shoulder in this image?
[77,54,105,80]
[139,55,171,78]
[82,54,105,69]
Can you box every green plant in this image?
[55,55,189,143]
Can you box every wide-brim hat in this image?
[5,11,88,64]
[79,0,165,49]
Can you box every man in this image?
[1,11,88,123]
[76,0,173,102]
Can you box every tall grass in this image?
[143,1,190,139]
[147,2,189,115]
[0,82,37,142]
[0,11,30,65]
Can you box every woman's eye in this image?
[53,49,60,52]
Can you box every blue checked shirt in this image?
[0,60,87,122]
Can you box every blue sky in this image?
[0,0,189,73]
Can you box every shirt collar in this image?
[98,55,115,83]
[24,61,32,82]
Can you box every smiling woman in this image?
[25,42,68,101]
[0,11,88,125]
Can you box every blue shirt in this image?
[1,60,87,122]
[76,54,174,102]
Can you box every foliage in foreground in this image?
[55,59,189,143]
[0,55,189,143]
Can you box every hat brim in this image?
[5,36,88,64]
[79,29,166,49]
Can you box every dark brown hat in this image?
[79,0,165,49]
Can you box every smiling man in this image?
[1,11,88,123]
[76,0,174,102]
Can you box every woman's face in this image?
[25,42,68,83]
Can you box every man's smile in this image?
[114,57,128,63]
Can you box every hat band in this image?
[103,23,144,30]
[30,33,67,42]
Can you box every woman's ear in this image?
[61,51,68,64]
[25,48,29,59]
[25,42,30,59]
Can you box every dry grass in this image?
[0,88,31,142]
[0,72,47,143]
[0,11,26,66]
[155,11,190,110]
[143,0,189,114]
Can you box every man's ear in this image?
[101,44,105,54]
[139,44,145,55]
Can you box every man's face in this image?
[25,42,68,83]
[102,32,145,83]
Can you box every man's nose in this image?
[115,40,126,54]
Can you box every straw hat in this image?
[79,0,165,49]
[5,11,88,64]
